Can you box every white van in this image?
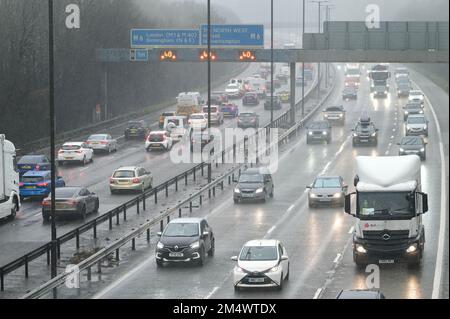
[176,92,203,117]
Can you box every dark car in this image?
[264,94,282,110]
[234,167,274,203]
[220,103,239,118]
[352,117,378,146]
[17,155,51,177]
[397,82,411,97]
[306,121,332,144]
[265,79,281,91]
[336,289,385,299]
[124,120,148,139]
[20,170,65,201]
[398,136,427,161]
[209,92,228,105]
[403,102,424,121]
[237,112,259,129]
[307,176,347,208]
[42,186,99,221]
[242,92,260,106]
[342,87,357,100]
[190,132,214,153]
[323,106,346,125]
[155,217,215,267]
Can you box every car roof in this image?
[20,154,46,160]
[115,166,139,171]
[22,170,51,177]
[244,239,278,247]
[410,90,422,94]
[240,112,256,116]
[316,175,341,180]
[169,217,203,224]
[408,114,426,118]
[149,131,168,135]
[63,142,84,146]
[337,289,383,299]
[243,167,271,175]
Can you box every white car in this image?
[231,239,290,291]
[408,90,424,106]
[145,131,173,151]
[188,113,208,130]
[202,105,223,125]
[58,142,94,165]
[225,83,243,99]
[86,134,117,153]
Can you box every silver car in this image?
[86,134,117,153]
[307,176,348,208]
[405,114,429,137]
[110,166,153,194]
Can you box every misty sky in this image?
[155,0,449,26]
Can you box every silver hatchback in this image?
[110,166,153,194]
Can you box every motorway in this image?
[81,64,448,300]
[0,63,317,267]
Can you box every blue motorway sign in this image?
[131,29,200,47]
[130,49,148,61]
[201,25,264,47]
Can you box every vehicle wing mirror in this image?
[281,255,289,261]
[306,185,311,189]
[344,193,356,216]
[230,256,238,261]
[421,193,428,214]
[202,231,209,238]
[157,231,162,237]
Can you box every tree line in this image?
[0,0,240,146]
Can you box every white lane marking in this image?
[287,204,295,212]
[348,226,354,234]
[333,253,342,264]
[411,79,448,299]
[204,286,220,299]
[390,135,394,139]
[313,288,323,299]
[267,225,276,234]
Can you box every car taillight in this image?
[19,182,24,187]
[35,165,40,171]
[42,200,51,207]
[68,200,78,206]
[37,182,49,187]
[100,141,108,144]
[132,178,140,184]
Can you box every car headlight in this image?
[339,114,343,118]
[419,110,423,114]
[353,133,358,137]
[333,193,342,198]
[234,188,240,193]
[157,242,164,249]
[420,147,425,152]
[322,131,327,135]
[404,111,409,114]
[406,244,417,253]
[356,244,367,254]
[190,241,200,249]
[308,132,313,136]
[255,187,264,194]
[384,91,388,94]
[267,265,280,273]
[324,114,328,118]
[309,193,317,198]
[371,132,377,137]
[234,266,245,273]
[399,148,405,152]
[423,125,427,130]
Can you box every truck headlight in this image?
[308,132,313,136]
[234,188,241,193]
[322,131,327,135]
[353,133,358,137]
[157,242,164,249]
[406,244,417,253]
[356,244,367,254]
[371,132,377,137]
[255,188,264,194]
[404,111,409,114]
[190,241,200,249]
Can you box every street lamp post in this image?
[270,0,274,127]
[207,0,212,184]
[324,5,334,88]
[48,0,57,299]
[301,0,305,117]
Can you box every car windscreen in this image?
[22,176,45,183]
[190,114,205,120]
[162,112,174,117]
[325,107,343,112]
[405,104,421,110]
[149,134,164,142]
[54,187,79,198]
[239,246,278,261]
[309,122,327,129]
[356,124,374,132]
[239,173,263,183]
[88,135,107,141]
[314,178,341,188]
[18,156,44,164]
[113,170,135,178]
[62,145,81,150]
[407,117,426,124]
[163,223,199,237]
[357,192,415,219]
[128,121,143,128]
[400,137,422,145]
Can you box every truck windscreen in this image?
[357,192,416,220]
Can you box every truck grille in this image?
[363,230,410,241]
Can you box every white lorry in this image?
[0,134,20,220]
[345,156,428,267]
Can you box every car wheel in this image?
[58,161,64,166]
[261,193,267,203]
[197,247,206,266]
[82,156,86,166]
[80,205,87,219]
[234,198,239,204]
[285,264,290,281]
[234,285,241,292]
[93,199,99,213]
[42,211,50,223]
[308,199,315,208]
[277,273,284,291]
[208,238,215,257]
[156,260,164,268]
[270,188,274,198]
[110,189,116,195]
[10,197,18,220]
[108,146,111,154]
[422,153,426,161]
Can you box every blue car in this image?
[220,103,239,118]
[17,155,51,177]
[19,171,65,199]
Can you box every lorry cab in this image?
[0,134,20,220]
[176,92,202,117]
[344,156,428,267]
